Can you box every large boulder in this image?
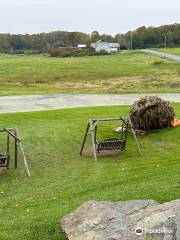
[130,96,175,130]
[61,199,180,240]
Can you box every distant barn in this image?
[91,40,120,53]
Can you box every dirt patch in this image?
[26,74,180,93]
[0,167,7,175]
[82,146,122,157]
[155,140,168,145]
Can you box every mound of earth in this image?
[130,96,175,130]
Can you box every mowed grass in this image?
[158,47,180,56]
[0,51,180,95]
[0,105,180,240]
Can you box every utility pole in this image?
[164,35,167,49]
[130,32,133,52]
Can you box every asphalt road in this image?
[141,49,180,62]
[0,93,180,114]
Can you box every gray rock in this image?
[61,200,180,240]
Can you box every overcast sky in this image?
[0,0,180,35]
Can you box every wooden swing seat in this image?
[96,138,126,152]
[0,154,10,168]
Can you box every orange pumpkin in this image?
[170,119,180,128]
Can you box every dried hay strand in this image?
[130,96,175,130]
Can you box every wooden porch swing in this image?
[80,117,142,160]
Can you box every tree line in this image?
[0,23,180,53]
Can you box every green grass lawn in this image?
[158,47,180,56]
[0,51,180,95]
[0,105,180,239]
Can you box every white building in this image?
[91,40,120,53]
[78,44,87,48]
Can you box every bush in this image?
[49,47,93,57]
[24,50,42,55]
[152,60,164,65]
[13,50,25,54]
[94,50,110,56]
[49,48,111,58]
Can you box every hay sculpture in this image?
[130,96,175,130]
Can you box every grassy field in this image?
[0,105,180,240]
[0,51,180,95]
[158,47,180,56]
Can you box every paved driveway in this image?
[141,49,180,62]
[0,94,180,114]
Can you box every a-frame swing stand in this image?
[0,128,30,177]
[80,117,142,160]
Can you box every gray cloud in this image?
[0,0,180,34]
